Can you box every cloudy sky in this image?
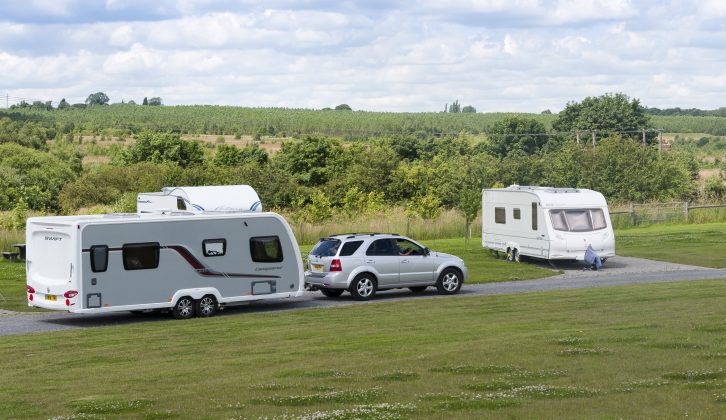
[0,0,724,112]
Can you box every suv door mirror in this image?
[423,247,430,256]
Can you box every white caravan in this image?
[137,185,262,213]
[482,185,615,262]
[26,211,303,318]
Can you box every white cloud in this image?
[0,1,725,111]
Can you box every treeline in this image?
[0,93,715,223]
[647,107,726,117]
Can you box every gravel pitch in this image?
[1,256,724,337]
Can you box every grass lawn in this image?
[1,280,726,418]
[616,222,726,268]
[1,238,555,312]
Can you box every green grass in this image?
[2,280,726,418]
[616,222,726,267]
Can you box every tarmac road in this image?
[2,255,725,337]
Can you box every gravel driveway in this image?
[2,255,724,337]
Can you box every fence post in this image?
[629,202,635,226]
[683,202,689,222]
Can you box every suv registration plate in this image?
[312,264,323,272]
[45,295,57,301]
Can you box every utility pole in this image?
[658,130,663,153]
[576,130,580,144]
[591,130,597,146]
[642,129,646,145]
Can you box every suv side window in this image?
[366,239,397,256]
[339,240,363,256]
[395,239,424,256]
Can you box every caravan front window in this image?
[250,236,284,262]
[90,245,108,272]
[550,209,607,232]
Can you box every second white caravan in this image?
[482,185,615,262]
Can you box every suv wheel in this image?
[321,289,344,298]
[436,268,462,295]
[349,274,377,301]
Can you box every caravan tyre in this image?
[173,296,195,320]
[436,268,463,295]
[349,274,377,301]
[195,295,218,317]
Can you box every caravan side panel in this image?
[482,191,550,258]
[79,214,303,311]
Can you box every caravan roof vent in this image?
[544,188,580,194]
[103,213,141,219]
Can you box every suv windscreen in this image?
[311,239,341,257]
[339,240,363,256]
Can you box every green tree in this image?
[85,92,110,106]
[57,98,70,109]
[334,104,352,111]
[704,176,726,200]
[119,131,204,168]
[462,105,476,113]
[448,100,461,113]
[487,116,549,158]
[148,97,163,106]
[214,144,268,166]
[276,137,344,186]
[304,190,333,224]
[553,93,655,143]
[457,187,480,240]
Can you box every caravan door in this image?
[531,201,549,258]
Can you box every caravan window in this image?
[203,239,226,257]
[494,207,506,224]
[250,236,283,262]
[123,242,160,270]
[90,245,108,272]
[513,208,521,220]
[177,197,187,211]
[550,209,607,232]
[591,209,607,230]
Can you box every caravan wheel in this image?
[172,296,195,320]
[195,295,218,317]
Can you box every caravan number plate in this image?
[312,264,323,272]
[45,295,57,301]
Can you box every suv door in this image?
[396,238,435,284]
[365,238,399,286]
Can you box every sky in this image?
[0,0,724,112]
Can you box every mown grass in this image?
[1,280,726,418]
[616,222,726,267]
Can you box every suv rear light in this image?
[330,259,342,272]
[64,290,78,298]
[26,285,35,293]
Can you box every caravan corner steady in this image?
[482,185,615,262]
[26,186,302,319]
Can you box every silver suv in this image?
[305,233,467,300]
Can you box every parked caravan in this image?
[26,211,303,318]
[482,185,615,262]
[137,185,262,213]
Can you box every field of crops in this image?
[4,105,726,138]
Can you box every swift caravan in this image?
[482,186,615,262]
[26,188,302,319]
[137,185,262,213]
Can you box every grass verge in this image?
[1,280,726,418]
[616,222,726,267]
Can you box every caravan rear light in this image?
[330,259,342,272]
[26,285,35,293]
[64,291,78,298]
